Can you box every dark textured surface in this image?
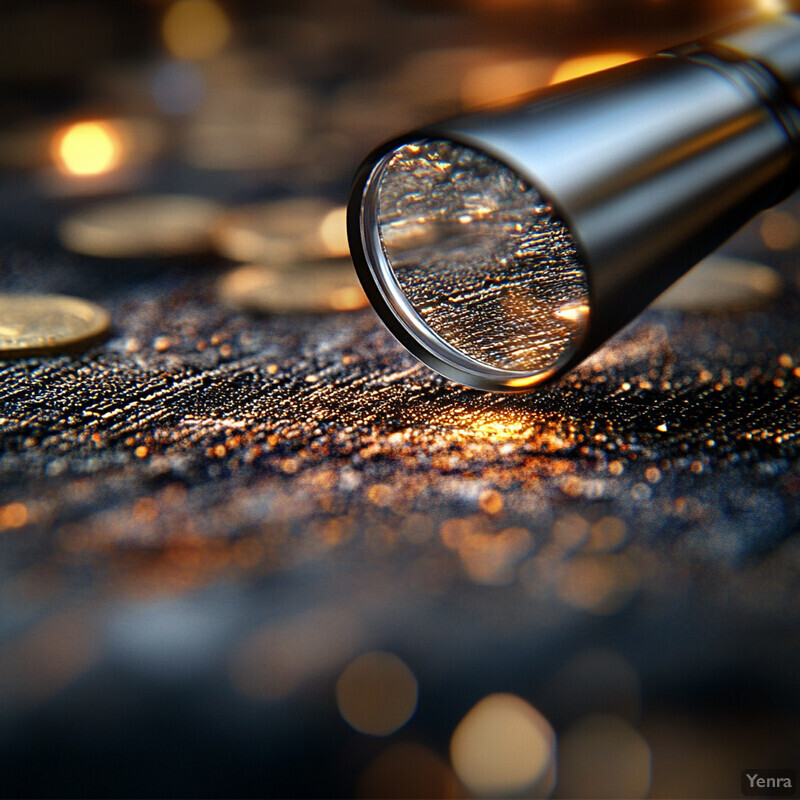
[1,174,800,797]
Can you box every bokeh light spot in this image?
[336,651,418,736]
[557,714,651,798]
[319,206,350,257]
[450,693,555,797]
[52,121,122,176]
[358,742,462,799]
[162,0,232,60]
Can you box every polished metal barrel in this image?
[349,14,800,392]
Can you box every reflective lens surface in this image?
[366,138,589,383]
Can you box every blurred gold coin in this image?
[652,255,783,313]
[211,198,349,263]
[218,260,368,314]
[59,195,222,257]
[0,294,110,357]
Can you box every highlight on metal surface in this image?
[350,13,800,392]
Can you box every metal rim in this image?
[350,136,583,392]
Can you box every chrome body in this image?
[349,14,800,391]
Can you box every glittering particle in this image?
[375,138,589,374]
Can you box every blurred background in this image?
[1,1,800,798]
[0,0,791,210]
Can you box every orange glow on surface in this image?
[462,414,528,439]
[52,121,122,176]
[504,373,552,390]
[550,52,640,85]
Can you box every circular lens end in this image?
[357,138,589,391]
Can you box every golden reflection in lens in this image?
[162,0,232,60]
[549,52,639,84]
[554,302,590,323]
[556,554,639,614]
[461,57,551,108]
[505,372,556,389]
[336,651,419,736]
[319,206,350,257]
[52,121,122,176]
[450,693,556,797]
[760,209,800,250]
[557,714,651,799]
[358,742,462,799]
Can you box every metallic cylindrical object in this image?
[348,14,800,392]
